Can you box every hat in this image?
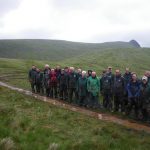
[108,66,112,69]
[142,76,148,81]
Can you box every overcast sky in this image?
[0,0,150,47]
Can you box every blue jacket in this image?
[127,80,141,98]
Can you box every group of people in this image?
[28,65,150,122]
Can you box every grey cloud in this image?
[0,0,21,17]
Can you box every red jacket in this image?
[49,71,57,86]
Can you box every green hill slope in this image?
[0,39,141,61]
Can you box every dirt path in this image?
[0,81,150,133]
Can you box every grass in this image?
[0,39,138,61]
[0,46,150,90]
[0,40,150,149]
[0,86,150,150]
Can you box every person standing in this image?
[113,70,125,112]
[28,65,37,93]
[87,72,100,108]
[43,64,51,97]
[126,73,141,118]
[140,76,150,122]
[77,71,87,106]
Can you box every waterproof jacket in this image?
[68,72,78,89]
[35,72,44,85]
[58,73,68,86]
[87,76,100,96]
[28,69,37,83]
[140,82,150,102]
[77,77,87,96]
[113,75,125,94]
[123,72,132,87]
[100,75,112,92]
[127,80,141,98]
[49,71,57,86]
[43,69,51,88]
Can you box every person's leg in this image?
[134,98,139,119]
[108,92,113,111]
[142,108,148,121]
[94,95,99,109]
[114,94,118,111]
[64,85,67,100]
[119,93,124,112]
[54,85,57,98]
[31,82,35,93]
[50,86,53,98]
[126,98,133,116]
[79,96,83,106]
[89,92,93,108]
[69,88,73,103]
[36,84,40,93]
[103,93,107,108]
[59,85,62,99]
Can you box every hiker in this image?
[107,66,114,81]
[75,68,82,103]
[113,69,125,112]
[126,73,141,118]
[87,71,100,108]
[43,64,51,97]
[68,67,78,103]
[49,69,58,98]
[58,69,68,100]
[28,65,37,93]
[55,65,61,95]
[77,71,87,106]
[100,70,107,105]
[87,70,92,78]
[87,70,92,104]
[100,70,113,110]
[106,66,114,102]
[144,71,150,85]
[140,76,150,122]
[123,68,132,110]
[35,68,44,94]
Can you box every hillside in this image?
[0,39,141,61]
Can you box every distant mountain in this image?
[0,39,142,60]
[129,40,141,48]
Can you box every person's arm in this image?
[87,78,90,92]
[97,77,100,92]
[135,82,141,97]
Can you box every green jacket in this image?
[77,77,87,96]
[87,76,100,96]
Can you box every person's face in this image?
[57,66,60,69]
[82,73,86,78]
[142,80,147,84]
[51,69,54,73]
[126,69,129,73]
[132,74,137,81]
[45,66,48,70]
[70,69,74,73]
[115,71,120,76]
[92,72,96,77]
[78,69,81,74]
[32,66,36,70]
[88,71,92,76]
[65,68,68,72]
[37,69,40,72]
[108,68,112,72]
